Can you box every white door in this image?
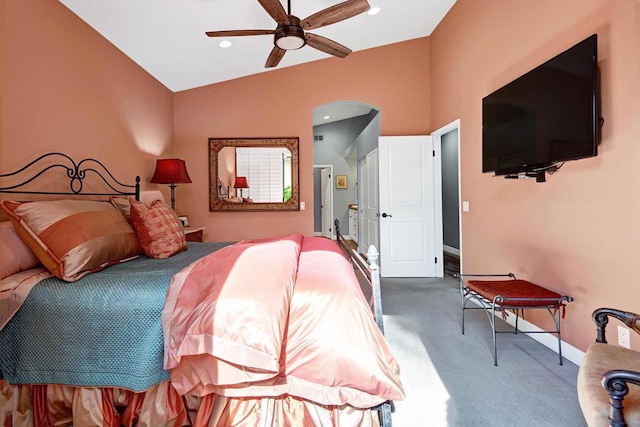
[320,168,332,238]
[379,135,439,277]
[360,149,379,253]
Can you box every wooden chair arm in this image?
[602,369,640,427]
[592,308,640,344]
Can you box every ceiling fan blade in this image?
[301,0,370,30]
[265,46,286,68]
[206,29,274,37]
[257,0,290,25]
[305,33,351,58]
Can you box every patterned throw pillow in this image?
[0,200,141,282]
[129,199,187,259]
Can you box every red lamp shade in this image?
[233,176,249,198]
[150,159,192,185]
[150,159,192,210]
[233,176,249,189]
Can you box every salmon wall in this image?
[5,0,632,354]
[0,0,173,189]
[430,0,640,351]
[174,38,430,241]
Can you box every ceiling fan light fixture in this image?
[274,24,306,50]
[206,0,364,68]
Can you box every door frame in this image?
[431,119,462,274]
[313,164,334,238]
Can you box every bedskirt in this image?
[0,380,381,427]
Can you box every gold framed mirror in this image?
[209,137,299,211]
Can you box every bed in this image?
[0,153,402,426]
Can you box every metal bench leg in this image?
[554,307,564,365]
[492,304,498,366]
[460,284,467,335]
[461,296,466,335]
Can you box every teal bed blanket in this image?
[0,242,232,391]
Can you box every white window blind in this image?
[236,148,287,202]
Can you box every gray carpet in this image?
[380,276,586,427]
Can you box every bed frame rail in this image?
[0,152,140,199]
[334,219,393,427]
[335,219,384,334]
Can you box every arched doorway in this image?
[311,101,380,247]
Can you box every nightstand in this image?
[184,226,206,242]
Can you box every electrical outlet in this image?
[618,325,631,348]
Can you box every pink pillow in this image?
[0,221,40,279]
[0,200,141,282]
[110,197,133,222]
[129,199,187,259]
[110,192,167,222]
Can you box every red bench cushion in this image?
[467,279,562,306]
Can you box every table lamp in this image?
[233,176,249,198]
[150,158,192,210]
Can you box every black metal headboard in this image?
[0,152,140,200]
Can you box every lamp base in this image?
[169,183,176,210]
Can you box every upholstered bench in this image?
[458,273,573,366]
[578,308,640,427]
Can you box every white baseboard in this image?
[443,245,460,256]
[467,299,585,366]
[500,310,585,366]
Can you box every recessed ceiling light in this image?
[368,6,381,16]
[219,40,232,49]
[324,115,331,120]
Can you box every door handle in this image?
[381,212,392,218]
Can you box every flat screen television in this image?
[482,34,600,181]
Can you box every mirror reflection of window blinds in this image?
[236,147,288,202]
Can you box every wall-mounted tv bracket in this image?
[504,163,564,183]
[504,171,546,183]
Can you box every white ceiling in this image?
[58,0,457,94]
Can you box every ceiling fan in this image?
[205,0,371,68]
